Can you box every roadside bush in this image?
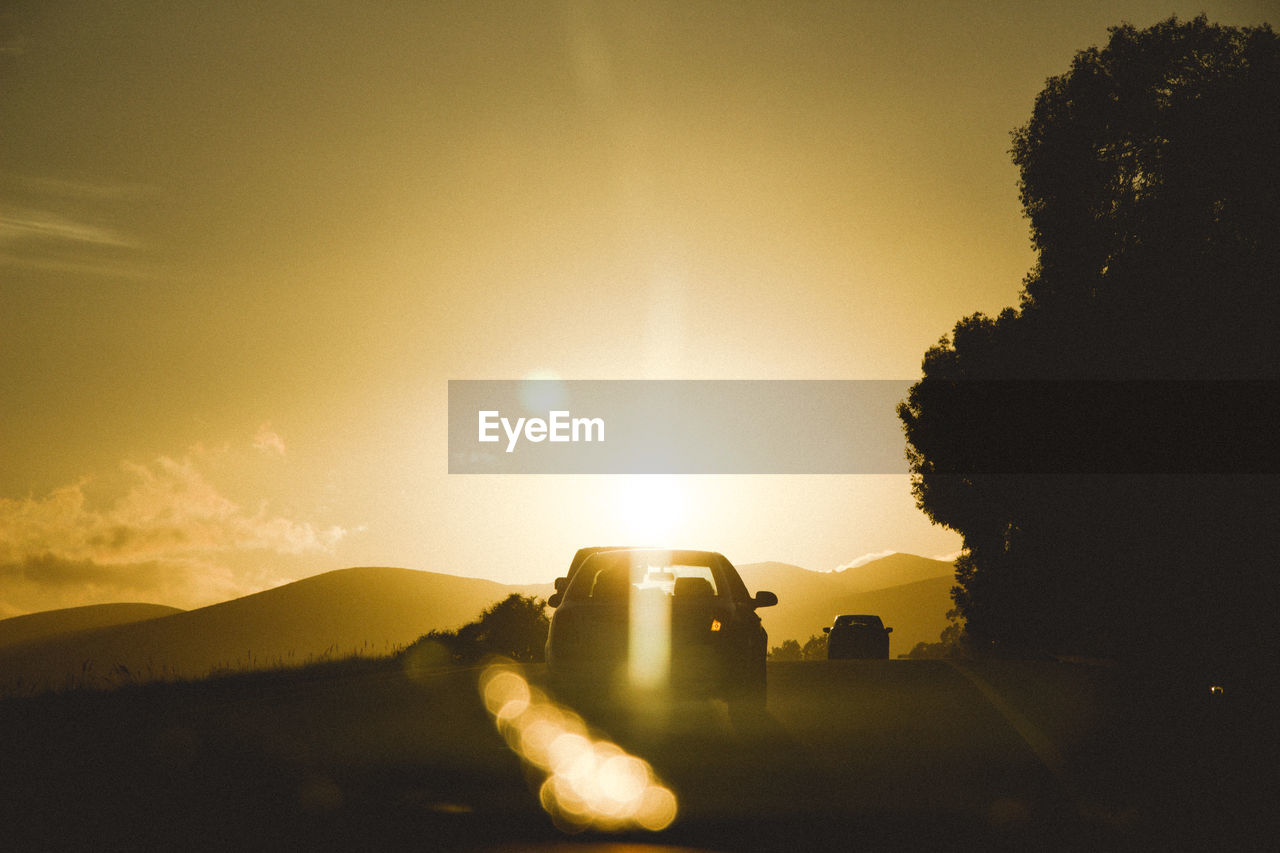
[401,593,550,666]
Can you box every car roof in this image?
[569,545,721,574]
[566,549,733,599]
[582,547,727,564]
[563,547,752,603]
[569,545,651,574]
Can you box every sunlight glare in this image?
[629,583,672,690]
[615,475,686,543]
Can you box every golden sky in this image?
[1,1,1271,614]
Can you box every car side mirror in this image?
[822,626,831,634]
[752,590,778,608]
[885,627,893,633]
[548,592,563,608]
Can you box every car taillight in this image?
[710,618,722,632]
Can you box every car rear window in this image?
[566,552,721,601]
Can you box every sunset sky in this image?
[2,1,1271,615]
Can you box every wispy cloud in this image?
[0,209,138,248]
[834,549,899,571]
[0,454,345,614]
[253,423,286,458]
[0,173,155,280]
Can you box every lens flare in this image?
[481,669,530,717]
[629,586,672,689]
[599,754,649,805]
[635,784,679,831]
[478,660,678,833]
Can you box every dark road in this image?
[0,658,1259,851]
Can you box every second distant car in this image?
[824,614,892,659]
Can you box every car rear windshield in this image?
[565,551,721,602]
[835,615,882,628]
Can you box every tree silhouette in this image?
[474,593,551,662]
[905,609,967,659]
[801,633,828,661]
[768,635,831,661]
[404,593,550,665]
[898,16,1279,669]
[768,638,803,662]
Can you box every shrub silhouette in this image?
[801,633,828,661]
[768,639,802,662]
[404,593,550,665]
[768,634,829,661]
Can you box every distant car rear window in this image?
[834,615,883,628]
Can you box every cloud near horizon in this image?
[252,423,286,457]
[835,549,900,571]
[0,454,345,616]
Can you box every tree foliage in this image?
[403,593,550,666]
[1012,15,1280,375]
[899,17,1279,666]
[904,609,968,660]
[801,633,829,661]
[768,638,803,662]
[769,634,831,661]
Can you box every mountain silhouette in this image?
[0,555,955,694]
[0,603,184,650]
[738,553,955,655]
[0,566,551,694]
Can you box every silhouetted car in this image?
[824,614,892,659]
[548,545,633,605]
[546,548,777,709]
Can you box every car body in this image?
[548,545,635,605]
[824,614,893,659]
[545,548,777,709]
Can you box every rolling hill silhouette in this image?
[0,554,955,694]
[738,553,955,656]
[0,603,184,650]
[0,567,552,694]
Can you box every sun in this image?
[614,476,687,545]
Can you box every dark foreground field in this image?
[0,658,1263,851]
